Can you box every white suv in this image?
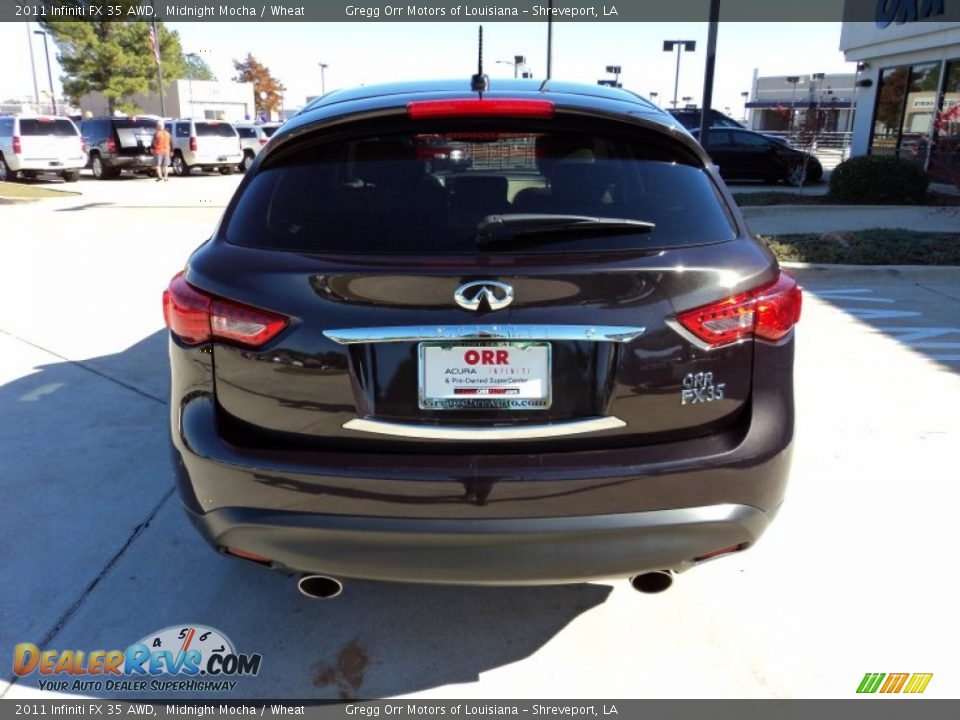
[0,115,86,182]
[234,123,281,171]
[164,119,243,176]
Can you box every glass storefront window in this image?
[930,60,960,184]
[869,62,941,161]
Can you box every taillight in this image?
[80,139,87,153]
[106,137,116,153]
[676,271,802,347]
[190,136,197,152]
[407,98,555,120]
[12,136,21,154]
[259,138,267,145]
[162,272,288,348]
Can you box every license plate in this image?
[217,156,228,162]
[419,342,551,410]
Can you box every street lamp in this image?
[663,39,696,109]
[741,90,750,124]
[33,30,56,115]
[650,91,659,106]
[318,62,328,95]
[185,52,199,117]
[682,95,693,108]
[785,75,803,136]
[496,55,526,78]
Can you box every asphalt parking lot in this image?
[2,172,959,699]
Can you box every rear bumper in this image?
[15,157,85,172]
[184,152,243,166]
[188,502,775,584]
[106,155,154,170]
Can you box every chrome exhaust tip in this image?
[629,570,674,594]
[297,575,343,599]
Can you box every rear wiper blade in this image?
[476,214,655,248]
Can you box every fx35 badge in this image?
[681,372,725,405]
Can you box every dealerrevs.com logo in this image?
[13,625,262,693]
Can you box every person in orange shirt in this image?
[152,120,172,181]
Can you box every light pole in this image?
[496,55,526,78]
[741,90,750,124]
[682,96,693,108]
[663,39,696,109]
[185,52,199,117]
[26,25,40,108]
[318,62,328,95]
[785,75,803,137]
[33,30,56,115]
[650,91,659,106]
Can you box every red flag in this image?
[148,24,161,65]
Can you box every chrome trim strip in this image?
[323,324,645,345]
[342,416,626,441]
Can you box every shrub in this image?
[828,155,930,204]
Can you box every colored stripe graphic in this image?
[857,673,885,693]
[880,673,909,693]
[904,673,933,694]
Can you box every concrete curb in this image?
[0,196,39,205]
[782,262,960,283]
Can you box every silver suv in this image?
[0,115,86,182]
[163,119,243,176]
[234,123,281,171]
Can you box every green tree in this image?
[41,11,184,115]
[233,53,284,117]
[183,54,216,81]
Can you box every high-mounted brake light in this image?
[676,271,802,348]
[162,272,288,348]
[407,99,555,120]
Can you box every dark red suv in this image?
[164,79,800,597]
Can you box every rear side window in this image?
[225,125,735,254]
[196,122,237,137]
[20,119,78,136]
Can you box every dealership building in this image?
[78,80,257,123]
[840,2,960,180]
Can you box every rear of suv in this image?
[234,123,281,171]
[165,119,243,176]
[0,115,85,182]
[164,80,800,592]
[79,116,159,179]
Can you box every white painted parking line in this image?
[810,288,895,303]
[874,326,960,343]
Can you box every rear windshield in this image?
[237,127,257,139]
[114,119,158,129]
[20,119,78,137]
[196,122,237,137]
[225,126,735,254]
[261,125,279,137]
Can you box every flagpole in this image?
[149,2,164,117]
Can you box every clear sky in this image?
[0,21,853,117]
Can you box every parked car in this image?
[0,114,85,182]
[692,127,824,185]
[164,79,800,596]
[164,119,243,176]
[79,115,159,179]
[234,123,281,171]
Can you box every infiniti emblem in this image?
[454,280,514,312]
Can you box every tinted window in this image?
[19,119,78,136]
[176,124,190,138]
[261,125,279,137]
[196,122,237,137]
[226,127,734,254]
[703,130,735,150]
[237,127,257,139]
[113,118,158,130]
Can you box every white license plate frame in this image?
[418,342,552,411]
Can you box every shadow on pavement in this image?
[1,330,612,700]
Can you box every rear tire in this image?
[91,154,118,180]
[62,170,80,183]
[240,152,254,172]
[172,153,191,176]
[219,166,233,175]
[785,164,808,187]
[0,156,18,182]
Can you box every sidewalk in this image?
[741,204,960,235]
